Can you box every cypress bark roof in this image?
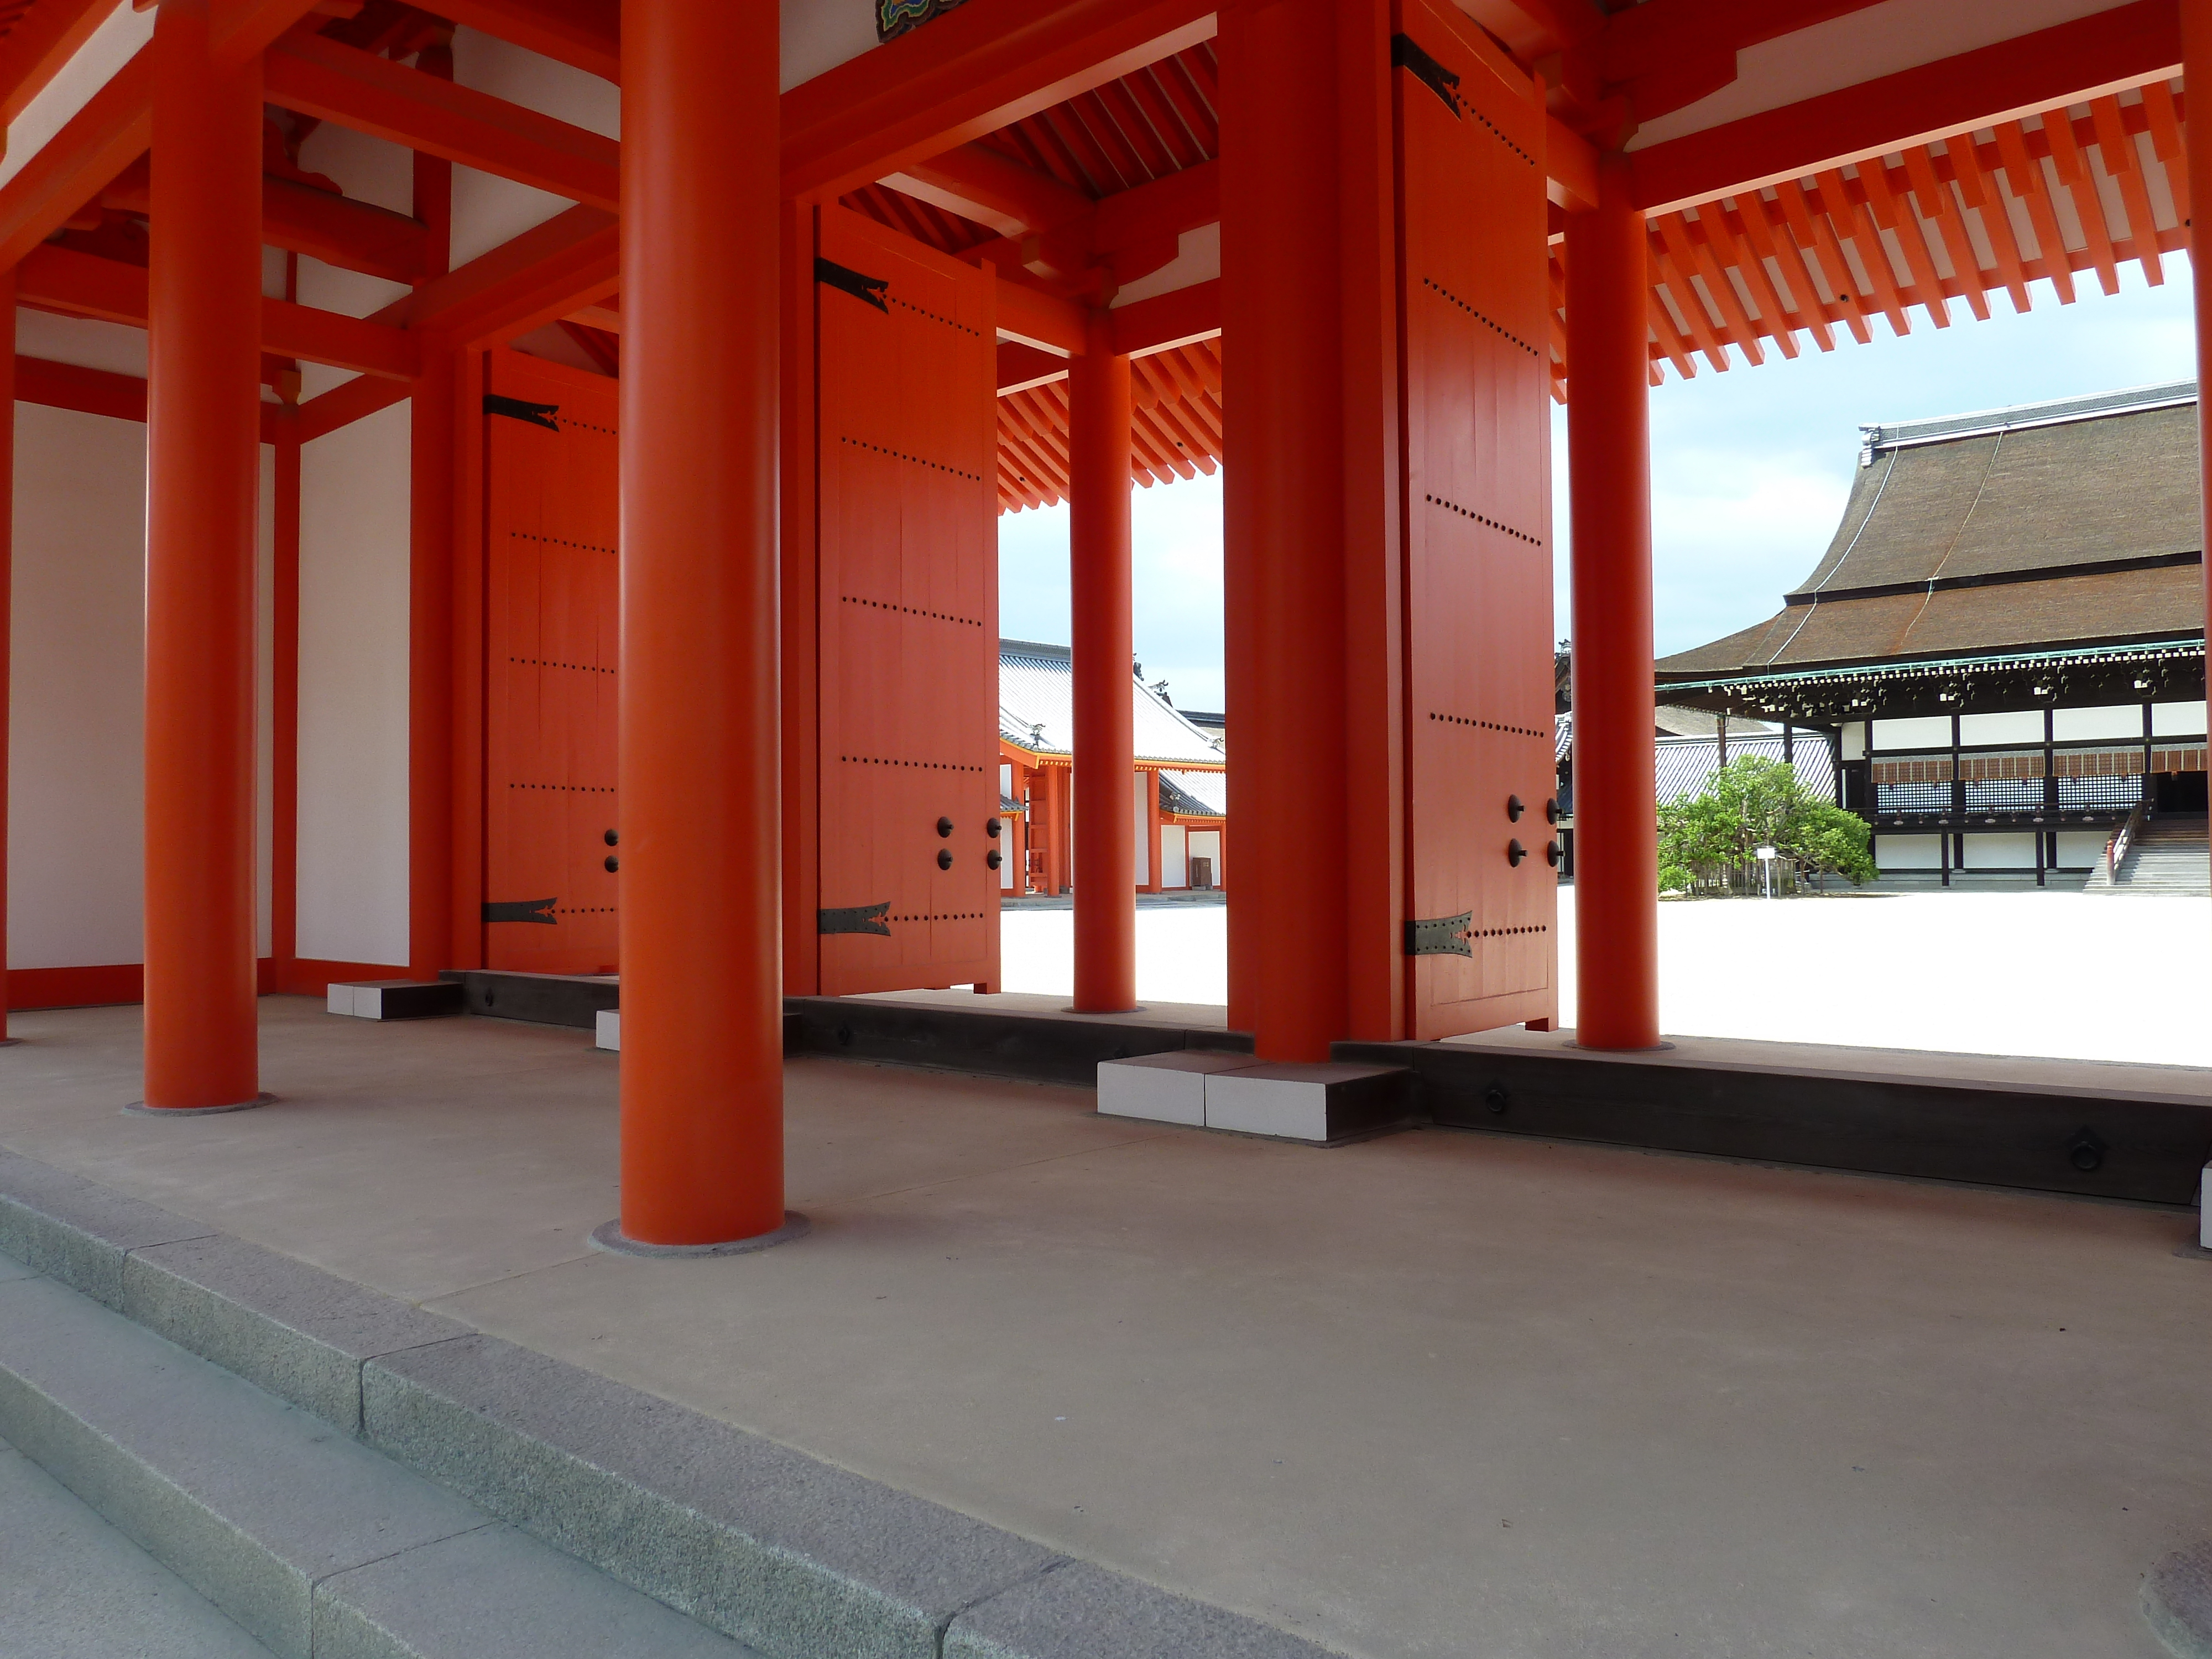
[1658,382,2206,680]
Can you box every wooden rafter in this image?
[1565,83,2192,394]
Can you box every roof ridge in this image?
[1863,379,2196,454]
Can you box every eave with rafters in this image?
[0,1,2190,477]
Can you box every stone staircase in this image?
[0,1150,1333,1659]
[2083,813,2210,895]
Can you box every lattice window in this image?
[1876,781,1952,813]
[1964,779,2043,810]
[2057,775,2142,808]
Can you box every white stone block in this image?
[1097,1051,1256,1125]
[1204,1063,1408,1142]
[596,1009,620,1052]
[326,983,359,1016]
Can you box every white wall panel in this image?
[1871,715,1950,750]
[8,405,147,967]
[1159,824,1186,888]
[2056,830,2111,869]
[1188,828,1222,885]
[1840,721,1865,761]
[16,308,147,378]
[257,445,275,958]
[1958,709,2045,746]
[299,401,410,966]
[2053,703,2145,741]
[1875,833,1944,870]
[1132,771,1150,886]
[2152,700,2208,737]
[1961,833,2037,869]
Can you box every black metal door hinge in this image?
[1391,34,1462,117]
[820,902,892,937]
[815,257,890,313]
[1405,911,1473,957]
[483,898,558,925]
[484,394,561,431]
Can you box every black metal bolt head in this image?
[937,817,955,838]
[603,828,618,846]
[985,817,1003,838]
[985,849,1003,869]
[1506,795,1525,821]
[603,855,619,873]
[1507,839,1527,867]
[937,848,954,870]
[1483,1083,1508,1115]
[2067,1127,2106,1173]
[1545,797,1560,826]
[1545,840,1562,868]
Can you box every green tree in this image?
[1656,755,1876,896]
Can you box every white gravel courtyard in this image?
[999,889,2212,1067]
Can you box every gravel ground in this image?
[1000,887,2212,1067]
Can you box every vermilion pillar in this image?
[1563,156,1661,1049]
[143,0,263,1110]
[1221,0,1399,1060]
[2189,1,2212,902]
[1070,312,1136,1011]
[0,271,13,1043]
[614,0,785,1247]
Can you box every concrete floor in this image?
[2,999,2208,1659]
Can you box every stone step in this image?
[0,1151,1342,1659]
[1,1424,276,1658]
[0,1255,753,1659]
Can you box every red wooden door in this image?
[1395,0,1559,1038]
[483,351,621,974]
[815,207,1001,993]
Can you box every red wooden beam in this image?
[18,243,421,377]
[375,202,618,346]
[210,0,327,67]
[436,0,618,84]
[0,42,150,270]
[102,161,435,284]
[1629,0,2182,213]
[0,0,123,127]
[16,353,147,422]
[1110,276,1217,355]
[296,372,409,442]
[782,0,1215,202]
[264,32,619,211]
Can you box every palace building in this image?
[995,638,1227,896]
[1656,382,2209,888]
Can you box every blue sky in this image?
[997,257,2197,711]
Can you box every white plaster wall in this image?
[1874,833,1944,870]
[1159,824,1187,888]
[1840,721,1866,761]
[2053,704,2145,742]
[256,446,275,958]
[1188,828,1222,885]
[1132,772,1150,886]
[450,29,619,268]
[9,405,145,967]
[16,309,147,378]
[298,401,410,966]
[7,408,274,971]
[2152,701,2208,737]
[1961,833,2038,869]
[2056,831,2111,868]
[1871,715,1950,750]
[1958,709,2045,746]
